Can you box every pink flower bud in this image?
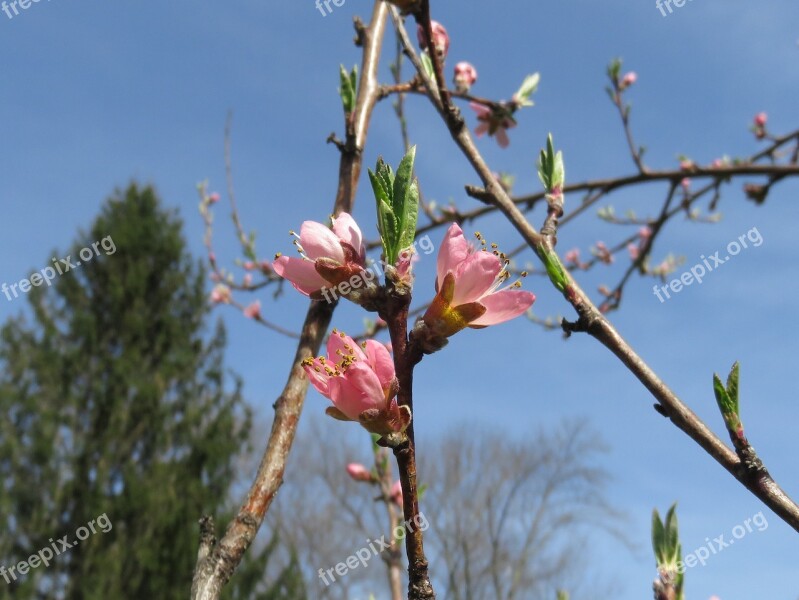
[564,248,581,266]
[243,261,255,271]
[243,300,261,319]
[243,274,253,287]
[753,112,767,127]
[390,479,403,508]
[417,20,449,57]
[681,177,691,192]
[453,61,478,91]
[627,243,640,261]
[346,463,373,483]
[638,226,653,240]
[620,71,637,89]
[208,192,220,204]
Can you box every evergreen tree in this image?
[0,184,305,599]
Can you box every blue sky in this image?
[1,1,798,598]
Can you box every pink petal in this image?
[495,127,510,148]
[332,213,365,261]
[469,101,491,118]
[300,221,346,263]
[436,223,471,287]
[327,331,367,363]
[303,358,332,396]
[451,250,501,305]
[474,123,489,137]
[470,289,535,327]
[272,256,328,296]
[329,362,384,420]
[362,339,395,390]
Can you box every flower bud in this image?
[619,71,637,90]
[453,61,478,91]
[417,20,449,58]
[346,463,373,483]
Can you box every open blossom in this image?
[470,102,516,148]
[273,212,366,298]
[422,224,535,339]
[210,284,231,304]
[302,330,410,435]
[389,479,403,508]
[453,61,478,91]
[243,300,261,319]
[417,20,449,57]
[346,463,373,483]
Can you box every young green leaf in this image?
[392,146,419,256]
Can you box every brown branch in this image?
[190,3,390,598]
[381,283,434,600]
[391,7,799,533]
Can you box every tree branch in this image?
[190,4,390,598]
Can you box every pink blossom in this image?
[208,192,220,204]
[638,226,653,240]
[417,20,449,57]
[243,261,255,271]
[620,71,637,89]
[346,463,373,483]
[594,241,614,265]
[453,61,478,91]
[302,330,409,435]
[753,112,767,127]
[210,284,231,304]
[422,223,535,338]
[243,300,261,319]
[243,274,253,287]
[273,213,367,298]
[390,479,403,508]
[564,248,581,266]
[470,102,516,148]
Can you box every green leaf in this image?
[651,508,665,561]
[338,64,357,114]
[420,51,435,81]
[392,146,419,256]
[726,361,740,414]
[368,161,399,260]
[514,72,540,107]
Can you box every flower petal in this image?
[303,358,332,396]
[495,127,510,148]
[469,289,535,327]
[436,223,471,287]
[327,331,367,363]
[451,250,501,305]
[273,256,329,296]
[300,220,346,263]
[362,339,395,390]
[332,212,365,261]
[329,362,384,420]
